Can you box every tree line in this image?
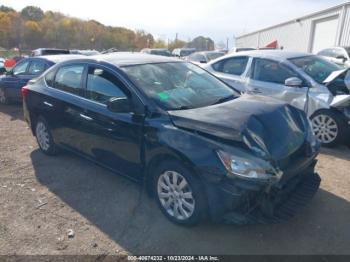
[0,5,188,53]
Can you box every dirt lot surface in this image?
[0,104,350,255]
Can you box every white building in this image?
[236,1,350,53]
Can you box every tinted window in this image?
[252,59,297,84]
[54,65,84,95]
[189,53,206,62]
[86,67,126,104]
[180,50,195,57]
[206,52,224,61]
[213,57,248,75]
[13,61,30,75]
[28,61,46,75]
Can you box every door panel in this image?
[79,65,143,179]
[81,103,143,179]
[247,79,308,111]
[247,58,308,111]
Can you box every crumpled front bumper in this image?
[222,172,321,224]
[205,160,321,225]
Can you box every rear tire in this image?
[153,160,207,226]
[35,116,57,155]
[0,87,10,104]
[311,110,346,147]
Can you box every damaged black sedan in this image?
[22,53,321,225]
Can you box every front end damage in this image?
[169,95,321,224]
[208,160,320,225]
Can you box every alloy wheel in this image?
[311,114,338,144]
[157,171,195,221]
[36,121,50,151]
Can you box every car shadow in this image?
[30,149,350,255]
[0,103,23,121]
[320,145,350,161]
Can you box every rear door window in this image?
[54,65,85,95]
[86,66,127,105]
[28,60,47,75]
[212,56,248,75]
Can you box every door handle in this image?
[79,113,93,121]
[43,101,53,107]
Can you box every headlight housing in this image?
[216,149,276,180]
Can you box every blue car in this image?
[0,55,82,104]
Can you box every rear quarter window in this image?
[212,56,248,75]
[53,65,85,95]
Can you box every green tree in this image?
[153,39,167,48]
[23,20,42,48]
[21,6,44,21]
[0,5,15,13]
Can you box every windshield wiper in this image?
[211,95,236,105]
[171,105,193,111]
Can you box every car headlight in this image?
[216,150,275,180]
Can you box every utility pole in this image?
[226,37,229,49]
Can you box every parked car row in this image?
[0,55,84,104]
[17,52,322,226]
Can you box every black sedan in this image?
[22,53,321,225]
[0,55,83,104]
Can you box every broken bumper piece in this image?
[222,172,321,225]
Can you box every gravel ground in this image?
[0,104,349,255]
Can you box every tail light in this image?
[21,86,29,99]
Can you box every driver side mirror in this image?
[285,77,303,87]
[107,97,131,113]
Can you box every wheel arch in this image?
[144,149,200,197]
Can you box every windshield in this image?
[289,55,342,84]
[180,50,195,57]
[206,52,224,61]
[122,62,238,110]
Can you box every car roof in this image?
[220,50,312,60]
[90,52,179,66]
[34,48,69,51]
[197,51,225,55]
[35,54,86,63]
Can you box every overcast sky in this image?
[2,0,349,47]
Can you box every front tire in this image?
[311,110,346,147]
[153,160,207,226]
[35,117,57,155]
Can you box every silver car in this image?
[204,50,350,146]
[317,47,350,67]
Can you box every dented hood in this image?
[168,94,308,160]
